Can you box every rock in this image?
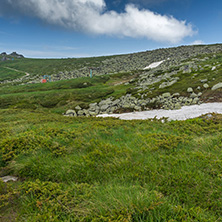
[77,110,85,116]
[200,79,208,83]
[197,92,202,97]
[65,109,77,117]
[134,106,141,111]
[162,92,171,98]
[75,105,82,110]
[89,111,97,116]
[185,98,193,105]
[212,82,222,90]
[211,66,216,71]
[112,99,120,106]
[174,103,181,109]
[100,104,110,111]
[159,79,177,88]
[192,97,199,104]
[1,176,18,182]
[203,83,209,89]
[187,87,193,93]
[172,93,180,97]
[190,92,198,98]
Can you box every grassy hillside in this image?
[1,44,222,83]
[0,66,25,81]
[0,50,221,114]
[0,44,222,221]
[0,72,136,114]
[0,109,222,221]
[0,55,119,81]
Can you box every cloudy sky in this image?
[0,0,221,58]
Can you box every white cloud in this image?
[2,0,195,43]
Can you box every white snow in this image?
[143,60,165,70]
[97,103,222,121]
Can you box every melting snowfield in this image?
[143,60,165,70]
[97,103,222,121]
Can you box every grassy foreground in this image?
[0,109,221,221]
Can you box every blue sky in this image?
[0,0,221,58]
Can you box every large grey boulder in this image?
[203,83,209,89]
[211,82,222,90]
[100,104,110,111]
[65,109,77,117]
[187,87,193,93]
[75,105,82,110]
[190,92,198,98]
[162,92,171,98]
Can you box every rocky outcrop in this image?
[0,51,24,59]
[64,91,201,117]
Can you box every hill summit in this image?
[0,51,24,61]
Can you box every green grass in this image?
[0,109,222,221]
[0,73,134,112]
[0,45,222,221]
[0,66,25,81]
[0,55,121,79]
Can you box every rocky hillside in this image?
[1,44,222,85]
[63,44,222,117]
[0,44,222,116]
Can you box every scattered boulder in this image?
[75,105,82,110]
[203,83,209,89]
[211,83,222,91]
[162,92,171,98]
[64,109,77,117]
[187,87,193,93]
[1,176,18,183]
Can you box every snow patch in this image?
[97,103,222,121]
[143,60,165,70]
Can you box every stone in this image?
[190,92,198,98]
[89,111,97,116]
[134,106,141,111]
[77,110,85,116]
[197,92,202,97]
[162,92,171,98]
[172,93,180,97]
[65,109,77,117]
[200,79,208,83]
[211,66,216,71]
[122,103,131,109]
[159,79,177,88]
[212,82,222,90]
[192,97,199,104]
[1,176,18,182]
[174,103,181,109]
[203,83,209,89]
[112,99,120,106]
[100,104,109,111]
[187,87,193,93]
[75,105,82,110]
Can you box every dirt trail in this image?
[4,66,30,76]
